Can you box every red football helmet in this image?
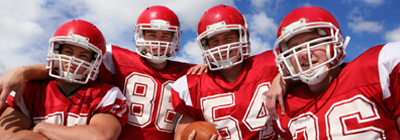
[46,19,106,84]
[197,4,250,71]
[134,5,181,64]
[273,6,350,84]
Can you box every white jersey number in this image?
[33,112,88,126]
[200,82,275,140]
[124,72,180,132]
[287,95,385,140]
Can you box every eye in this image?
[225,36,233,41]
[79,54,91,61]
[162,35,171,39]
[209,39,218,46]
[63,50,73,55]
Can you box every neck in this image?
[56,79,82,96]
[145,59,168,70]
[218,62,244,82]
[308,66,342,93]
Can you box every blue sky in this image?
[1,0,399,75]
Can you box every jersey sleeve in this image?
[97,44,116,85]
[273,105,293,140]
[6,80,41,119]
[390,64,400,117]
[94,86,128,127]
[376,42,400,118]
[171,75,203,120]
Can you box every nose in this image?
[296,45,309,59]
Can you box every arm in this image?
[0,107,48,140]
[174,115,220,140]
[0,64,49,108]
[397,116,400,134]
[32,113,122,140]
[175,115,197,140]
[187,63,208,75]
[266,73,289,120]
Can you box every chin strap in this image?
[299,65,329,85]
[144,53,168,64]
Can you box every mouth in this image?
[301,60,318,70]
[68,66,77,73]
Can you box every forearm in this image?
[0,107,48,140]
[19,64,50,80]
[34,123,115,140]
[397,116,400,133]
[174,115,196,140]
[0,130,48,140]
[33,113,121,140]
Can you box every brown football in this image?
[181,121,219,140]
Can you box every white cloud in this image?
[347,7,383,34]
[0,0,235,75]
[250,0,272,9]
[249,34,272,56]
[385,26,400,42]
[342,0,383,6]
[348,20,383,33]
[362,0,383,5]
[246,11,277,56]
[175,39,204,64]
[0,0,48,74]
[248,11,278,39]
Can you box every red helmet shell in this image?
[53,19,106,53]
[197,4,247,36]
[136,5,180,28]
[277,6,340,39]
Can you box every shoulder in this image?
[351,42,400,71]
[173,75,189,93]
[250,50,275,61]
[107,44,139,57]
[172,74,203,97]
[87,82,119,91]
[169,60,194,68]
[25,79,53,92]
[245,50,278,74]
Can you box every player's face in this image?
[287,31,330,74]
[143,30,173,56]
[207,30,240,60]
[60,44,93,74]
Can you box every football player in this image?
[0,20,128,139]
[271,6,400,139]
[0,5,207,140]
[171,5,278,140]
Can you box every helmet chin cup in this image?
[146,58,167,64]
[212,55,240,70]
[61,71,85,83]
[299,65,328,85]
[142,52,168,64]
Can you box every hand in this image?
[266,73,287,120]
[187,130,222,140]
[0,66,27,108]
[32,122,46,134]
[187,64,208,75]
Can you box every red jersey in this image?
[172,50,279,140]
[6,79,128,127]
[274,42,400,140]
[98,45,194,140]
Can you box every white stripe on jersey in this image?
[275,118,286,133]
[378,41,400,99]
[10,91,31,119]
[172,75,193,106]
[96,86,126,111]
[103,44,116,74]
